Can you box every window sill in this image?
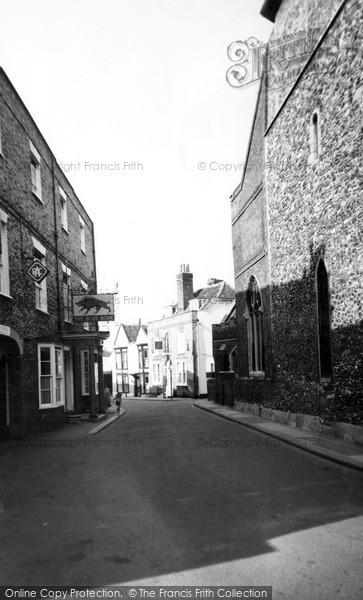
[0,292,12,300]
[62,226,69,235]
[35,307,49,315]
[32,191,43,203]
[81,249,87,255]
[39,403,65,410]
[249,371,265,379]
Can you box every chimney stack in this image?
[207,278,223,286]
[176,264,194,311]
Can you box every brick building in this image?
[0,68,108,438]
[148,265,235,398]
[231,0,362,425]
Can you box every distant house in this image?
[148,265,235,398]
[111,323,149,396]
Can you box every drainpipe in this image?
[51,156,62,333]
[91,222,98,331]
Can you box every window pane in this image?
[40,376,52,405]
[40,347,51,375]
[55,349,63,377]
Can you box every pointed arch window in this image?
[316,259,333,380]
[244,276,265,374]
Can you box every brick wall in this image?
[0,68,98,436]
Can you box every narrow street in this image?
[0,399,362,598]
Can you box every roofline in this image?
[0,67,94,224]
[231,73,265,204]
[260,0,283,23]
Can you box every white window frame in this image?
[38,344,65,409]
[59,186,68,232]
[176,361,187,385]
[30,141,42,201]
[79,215,86,254]
[32,237,48,313]
[62,263,72,322]
[0,209,10,297]
[153,363,161,384]
[81,349,90,395]
[0,124,3,156]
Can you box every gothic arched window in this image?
[316,259,333,380]
[309,109,321,163]
[245,276,265,374]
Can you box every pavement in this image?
[193,399,363,471]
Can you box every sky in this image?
[0,0,273,324]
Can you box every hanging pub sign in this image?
[73,293,115,322]
[27,259,50,284]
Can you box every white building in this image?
[148,265,235,397]
[110,323,149,396]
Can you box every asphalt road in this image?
[0,399,362,598]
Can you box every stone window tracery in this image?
[244,276,265,374]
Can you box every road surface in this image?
[0,399,362,598]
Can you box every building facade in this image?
[0,68,108,438]
[231,0,363,425]
[211,306,237,407]
[112,323,149,396]
[148,265,235,398]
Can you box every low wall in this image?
[234,401,363,446]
